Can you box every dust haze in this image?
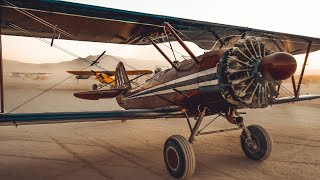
[3,55,169,113]
[1,56,320,179]
[3,55,320,113]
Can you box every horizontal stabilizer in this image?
[74,89,125,100]
[272,94,320,105]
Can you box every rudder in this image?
[115,62,131,109]
[115,62,132,90]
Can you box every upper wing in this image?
[67,71,96,76]
[126,70,153,75]
[0,107,184,126]
[1,0,320,55]
[67,70,152,76]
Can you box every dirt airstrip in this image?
[0,59,319,179]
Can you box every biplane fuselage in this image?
[116,44,297,117]
[117,49,228,115]
[95,72,115,84]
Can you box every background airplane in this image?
[67,70,152,90]
[9,72,51,80]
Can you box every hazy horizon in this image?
[3,53,320,76]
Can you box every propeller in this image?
[90,51,106,66]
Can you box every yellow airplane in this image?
[67,70,153,90]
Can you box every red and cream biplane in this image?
[1,0,320,179]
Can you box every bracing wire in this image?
[7,23,185,111]
[8,65,92,113]
[164,27,178,62]
[3,0,142,71]
[280,85,295,97]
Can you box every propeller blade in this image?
[91,51,106,66]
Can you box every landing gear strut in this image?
[163,108,206,179]
[240,124,273,161]
[163,107,273,179]
[163,107,205,179]
[226,108,273,161]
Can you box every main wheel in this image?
[240,125,273,161]
[163,135,195,179]
[92,84,98,90]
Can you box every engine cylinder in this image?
[217,37,295,109]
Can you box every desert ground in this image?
[0,59,320,179]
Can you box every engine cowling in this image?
[217,37,297,108]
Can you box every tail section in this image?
[115,62,132,90]
[115,62,131,109]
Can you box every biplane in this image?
[67,69,152,90]
[1,0,320,179]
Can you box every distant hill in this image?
[3,55,168,74]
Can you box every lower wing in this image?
[0,107,184,126]
[272,94,320,105]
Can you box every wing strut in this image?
[164,22,200,65]
[291,76,297,96]
[0,26,4,113]
[50,25,58,47]
[296,41,312,97]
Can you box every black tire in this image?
[240,125,273,161]
[92,84,98,90]
[163,135,195,179]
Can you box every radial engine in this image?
[217,37,297,108]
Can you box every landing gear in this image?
[163,135,195,179]
[92,84,98,90]
[240,125,273,161]
[163,108,205,179]
[163,107,273,179]
[227,108,273,161]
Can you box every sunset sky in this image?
[2,0,320,73]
